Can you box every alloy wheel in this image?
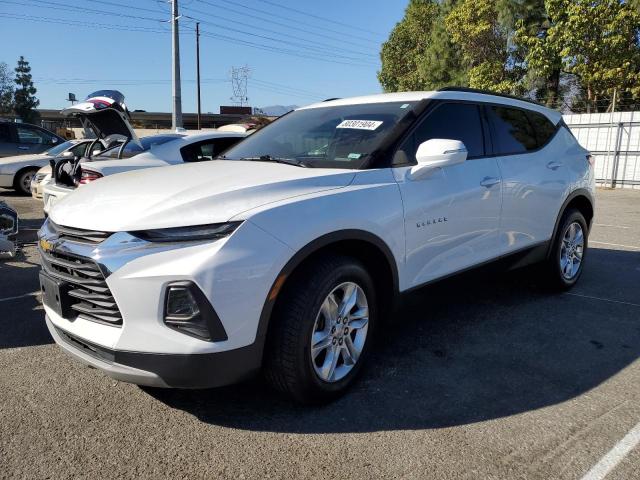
[560,221,584,280]
[310,282,369,383]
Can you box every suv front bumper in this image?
[47,316,261,388]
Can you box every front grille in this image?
[49,221,113,244]
[40,247,123,326]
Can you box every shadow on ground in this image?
[147,247,640,433]
[0,247,51,349]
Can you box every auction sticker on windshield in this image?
[336,120,383,131]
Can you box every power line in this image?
[183,13,377,64]
[197,30,374,67]
[0,13,170,33]
[195,0,382,46]
[188,0,378,51]
[1,11,375,67]
[256,0,386,38]
[31,76,327,101]
[9,0,166,23]
[181,5,377,59]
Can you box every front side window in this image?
[221,102,418,169]
[487,106,537,155]
[17,126,56,145]
[410,103,485,159]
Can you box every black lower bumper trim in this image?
[54,325,262,389]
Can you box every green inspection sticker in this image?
[348,153,362,159]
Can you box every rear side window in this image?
[527,111,558,147]
[411,103,485,159]
[487,106,537,155]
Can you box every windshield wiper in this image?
[238,155,308,168]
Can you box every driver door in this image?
[394,102,503,289]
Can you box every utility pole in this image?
[603,88,617,188]
[196,22,201,130]
[171,0,183,130]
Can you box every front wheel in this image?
[264,254,377,404]
[542,208,588,291]
[14,168,37,196]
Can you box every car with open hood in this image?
[39,88,595,403]
[42,90,246,213]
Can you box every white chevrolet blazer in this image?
[39,88,595,403]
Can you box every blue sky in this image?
[0,0,405,113]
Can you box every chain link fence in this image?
[564,111,640,189]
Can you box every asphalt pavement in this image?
[1,187,639,480]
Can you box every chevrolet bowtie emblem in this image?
[39,238,54,252]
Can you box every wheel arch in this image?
[12,165,40,190]
[254,230,400,358]
[547,189,594,259]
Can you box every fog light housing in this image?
[164,282,228,342]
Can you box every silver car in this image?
[0,139,96,195]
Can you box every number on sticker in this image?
[336,120,383,131]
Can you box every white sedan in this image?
[0,139,95,195]
[43,131,246,213]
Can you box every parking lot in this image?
[0,188,639,479]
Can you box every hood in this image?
[49,160,355,231]
[61,90,140,146]
[0,153,48,166]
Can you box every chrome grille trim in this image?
[39,247,123,326]
[49,221,113,244]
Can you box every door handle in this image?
[480,176,501,188]
[18,146,29,150]
[547,161,563,170]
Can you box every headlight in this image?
[0,202,18,236]
[129,221,242,242]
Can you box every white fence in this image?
[564,111,640,189]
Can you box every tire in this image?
[14,168,37,196]
[264,254,377,404]
[541,208,588,291]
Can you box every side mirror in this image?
[91,150,102,157]
[62,150,74,157]
[410,139,468,180]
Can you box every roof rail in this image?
[437,86,544,107]
[322,98,341,102]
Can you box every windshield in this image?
[95,134,184,160]
[221,101,417,168]
[44,140,77,156]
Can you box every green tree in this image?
[418,0,468,89]
[0,62,14,116]
[445,0,523,94]
[517,0,640,112]
[13,56,39,123]
[378,0,439,92]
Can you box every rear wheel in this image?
[541,208,588,290]
[14,168,37,195]
[264,254,377,403]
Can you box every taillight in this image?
[586,154,595,167]
[79,169,103,184]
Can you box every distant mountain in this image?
[256,105,298,116]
